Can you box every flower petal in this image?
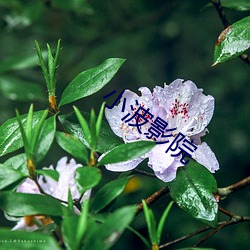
[12,218,38,231]
[105,90,141,140]
[155,79,214,136]
[148,144,184,182]
[40,157,82,201]
[192,142,219,173]
[16,178,40,194]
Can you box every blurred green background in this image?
[0,0,249,249]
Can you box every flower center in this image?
[170,99,190,122]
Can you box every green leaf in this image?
[221,0,250,11]
[0,51,47,74]
[0,228,60,250]
[25,104,34,143]
[59,112,123,153]
[157,201,174,244]
[35,40,50,91]
[75,167,102,194]
[96,102,105,140]
[89,108,97,150]
[0,164,27,190]
[52,0,93,14]
[0,192,65,216]
[83,205,137,250]
[56,131,89,165]
[62,215,80,250]
[168,160,218,227]
[30,109,49,158]
[76,201,89,248]
[0,111,44,157]
[36,169,59,181]
[59,58,125,106]
[142,200,157,245]
[127,226,151,248]
[91,176,132,213]
[73,106,91,148]
[213,16,250,65]
[36,116,56,162]
[4,153,28,175]
[15,109,30,158]
[0,76,46,102]
[62,201,89,250]
[97,140,155,166]
[67,188,74,212]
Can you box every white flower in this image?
[12,157,90,231]
[103,79,219,182]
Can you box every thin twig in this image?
[218,176,250,198]
[136,186,169,215]
[159,224,212,249]
[159,216,250,249]
[193,216,250,247]
[134,169,156,178]
[218,206,235,218]
[211,0,250,66]
[211,0,230,27]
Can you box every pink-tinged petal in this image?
[105,156,146,172]
[155,79,214,136]
[192,142,219,173]
[16,178,40,194]
[148,144,184,182]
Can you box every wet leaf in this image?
[213,16,250,65]
[59,58,125,106]
[37,116,56,162]
[168,160,218,227]
[0,111,44,157]
[97,140,155,166]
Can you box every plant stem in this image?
[218,176,250,198]
[136,186,169,215]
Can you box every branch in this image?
[159,224,212,249]
[136,186,169,215]
[134,169,156,178]
[218,176,250,198]
[193,216,250,247]
[159,216,250,249]
[211,0,250,66]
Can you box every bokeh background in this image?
[0,0,249,249]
